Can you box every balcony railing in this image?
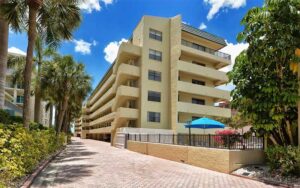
[182,39,231,60]
[127,134,264,150]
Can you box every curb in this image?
[231,174,299,188]
[20,148,65,188]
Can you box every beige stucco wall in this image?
[139,16,172,130]
[148,142,188,163]
[127,141,265,173]
[188,146,230,173]
[127,141,148,154]
[229,150,265,171]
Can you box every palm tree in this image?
[33,36,57,123]
[0,0,81,129]
[7,54,27,87]
[41,55,91,133]
[0,0,9,110]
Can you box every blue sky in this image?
[8,0,263,90]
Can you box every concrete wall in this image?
[127,141,265,173]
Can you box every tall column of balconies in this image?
[176,39,231,130]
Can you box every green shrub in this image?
[265,146,300,176]
[29,122,47,131]
[0,109,23,125]
[9,116,23,124]
[0,110,11,124]
[0,124,66,185]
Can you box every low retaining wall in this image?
[127,141,265,173]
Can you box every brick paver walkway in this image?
[31,137,275,188]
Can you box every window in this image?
[16,96,24,103]
[192,79,205,86]
[148,91,161,102]
[148,112,160,122]
[149,29,162,41]
[192,61,206,67]
[148,70,161,81]
[149,49,162,61]
[192,98,205,105]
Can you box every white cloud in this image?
[217,41,248,91]
[219,41,249,73]
[73,39,97,55]
[104,38,128,64]
[182,21,190,25]
[199,22,207,30]
[102,0,113,5]
[204,0,246,20]
[79,0,114,13]
[8,47,26,56]
[216,84,235,91]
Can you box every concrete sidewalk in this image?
[31,137,275,188]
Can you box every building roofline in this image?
[181,23,227,47]
[88,61,115,102]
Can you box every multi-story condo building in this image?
[75,15,231,144]
[4,52,50,126]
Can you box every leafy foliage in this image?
[0,110,11,125]
[0,124,65,186]
[41,55,92,133]
[265,146,300,176]
[214,130,241,147]
[229,0,300,146]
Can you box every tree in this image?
[41,55,91,133]
[7,55,26,87]
[0,0,81,129]
[33,36,56,123]
[230,0,300,146]
[0,0,9,110]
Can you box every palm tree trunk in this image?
[0,1,9,110]
[55,102,62,132]
[23,4,39,129]
[62,110,69,133]
[57,96,69,132]
[34,62,41,123]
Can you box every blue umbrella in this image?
[184,117,225,145]
[185,117,225,129]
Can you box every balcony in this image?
[112,85,139,111]
[89,87,114,112]
[112,107,139,129]
[88,126,112,134]
[89,112,116,127]
[178,81,230,101]
[116,107,139,119]
[114,64,140,89]
[88,99,114,120]
[114,43,141,71]
[118,42,141,58]
[89,75,116,105]
[177,101,231,118]
[181,40,230,69]
[178,60,228,85]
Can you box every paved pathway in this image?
[31,137,275,188]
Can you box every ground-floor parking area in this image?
[31,137,275,188]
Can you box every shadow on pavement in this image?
[31,139,99,187]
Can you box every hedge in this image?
[265,146,300,176]
[0,124,66,186]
